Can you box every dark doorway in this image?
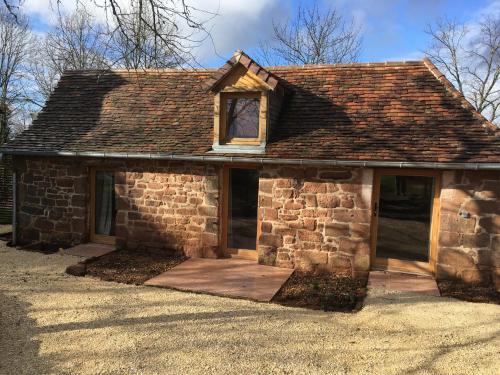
[375,175,434,262]
[227,168,259,251]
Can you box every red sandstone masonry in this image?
[257,166,373,277]
[438,170,500,287]
[114,162,220,258]
[15,157,89,245]
[13,156,499,289]
[14,157,220,257]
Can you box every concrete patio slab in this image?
[144,258,294,302]
[368,270,440,296]
[64,243,115,258]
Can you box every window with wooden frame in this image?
[220,92,263,145]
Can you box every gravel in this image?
[1,241,499,375]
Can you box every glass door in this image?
[90,169,116,245]
[223,167,259,259]
[371,171,439,274]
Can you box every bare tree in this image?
[0,6,31,143]
[425,17,500,124]
[29,9,110,104]
[259,1,362,66]
[109,0,181,69]
[3,0,215,68]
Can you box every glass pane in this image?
[228,169,259,250]
[226,97,260,138]
[376,175,434,262]
[95,171,116,236]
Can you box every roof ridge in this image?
[63,68,218,74]
[206,49,281,92]
[422,58,498,133]
[267,60,425,70]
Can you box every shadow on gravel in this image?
[0,291,54,374]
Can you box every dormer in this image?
[208,50,286,153]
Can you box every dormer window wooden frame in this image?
[220,91,266,146]
[209,50,286,154]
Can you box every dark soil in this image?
[273,271,367,312]
[438,281,500,304]
[84,248,187,285]
[20,242,70,254]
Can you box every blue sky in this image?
[22,0,500,67]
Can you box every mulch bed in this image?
[438,281,500,304]
[84,248,187,285]
[20,242,70,254]
[273,271,367,312]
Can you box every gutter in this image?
[1,149,500,170]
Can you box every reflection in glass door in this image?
[91,170,116,244]
[227,168,259,252]
[375,175,435,264]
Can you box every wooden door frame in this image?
[220,165,260,261]
[369,168,441,275]
[89,167,116,245]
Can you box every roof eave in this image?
[1,148,499,170]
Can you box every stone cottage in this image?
[1,50,499,287]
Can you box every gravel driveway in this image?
[1,242,499,375]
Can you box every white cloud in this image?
[188,0,285,64]
[21,0,284,65]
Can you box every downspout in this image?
[11,169,16,246]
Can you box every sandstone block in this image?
[460,269,490,285]
[492,235,500,251]
[462,233,491,249]
[328,253,352,270]
[259,195,272,208]
[303,218,316,231]
[478,216,500,234]
[301,182,326,194]
[349,223,370,239]
[66,263,86,277]
[438,248,475,270]
[317,194,339,208]
[260,233,283,248]
[295,250,328,267]
[304,194,317,207]
[464,200,499,215]
[197,205,217,217]
[325,223,350,237]
[259,179,273,194]
[261,208,278,220]
[261,221,272,233]
[298,230,323,242]
[440,214,476,234]
[353,254,370,271]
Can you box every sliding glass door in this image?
[371,170,440,274]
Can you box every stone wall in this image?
[14,155,499,288]
[257,166,373,277]
[15,157,88,246]
[114,162,220,258]
[14,157,220,256]
[438,170,500,287]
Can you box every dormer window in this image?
[222,92,261,144]
[208,49,286,154]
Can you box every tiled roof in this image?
[206,49,281,91]
[2,59,499,163]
